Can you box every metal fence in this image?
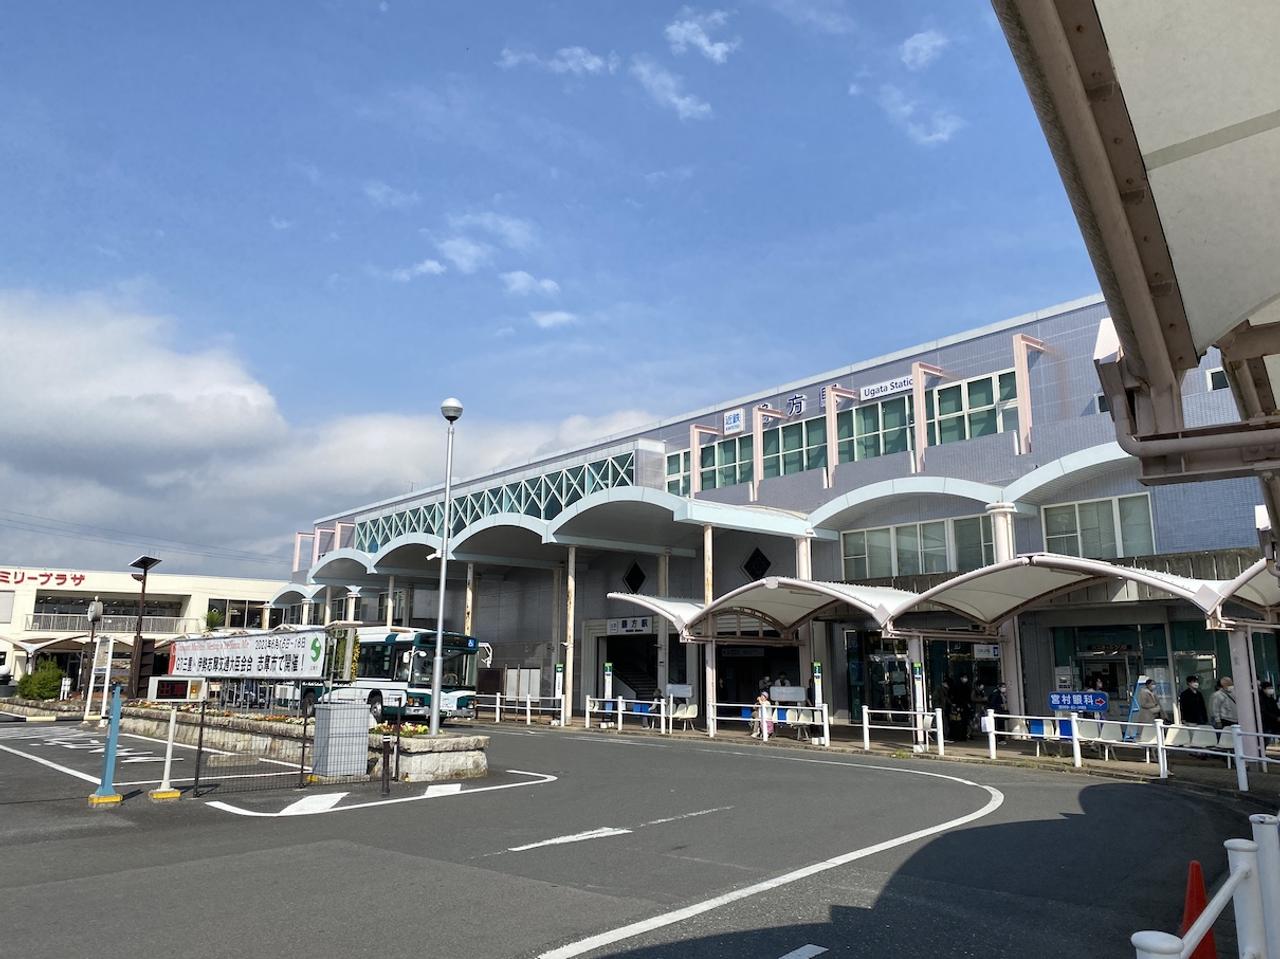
[190,701,374,797]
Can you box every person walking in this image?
[954,675,973,741]
[1259,681,1280,737]
[1136,679,1164,726]
[987,682,1008,733]
[1178,674,1209,726]
[1210,676,1238,729]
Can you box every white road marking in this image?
[280,792,348,815]
[205,769,558,818]
[537,773,1004,959]
[121,732,232,754]
[425,783,463,797]
[778,947,827,959]
[0,742,99,784]
[641,806,732,827]
[508,827,632,852]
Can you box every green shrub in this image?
[17,661,64,700]
[205,608,224,630]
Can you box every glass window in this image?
[1118,495,1154,556]
[1044,504,1079,556]
[866,528,893,578]
[1208,368,1229,391]
[953,516,994,572]
[921,521,948,572]
[1077,500,1118,559]
[998,371,1017,402]
[1043,495,1153,559]
[924,370,1018,449]
[895,524,921,575]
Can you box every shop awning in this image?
[885,553,1224,630]
[1218,558,1280,613]
[602,594,707,635]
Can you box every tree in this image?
[205,608,224,631]
[17,661,64,700]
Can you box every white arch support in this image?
[808,476,1005,531]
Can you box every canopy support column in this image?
[1229,627,1264,761]
[301,598,311,626]
[342,587,361,681]
[564,546,577,718]
[795,534,813,580]
[464,563,475,636]
[385,575,395,628]
[657,552,670,695]
[703,524,715,731]
[323,586,332,626]
[986,502,1018,563]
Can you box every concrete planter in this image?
[370,732,489,782]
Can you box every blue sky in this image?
[0,1,1098,572]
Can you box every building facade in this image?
[0,565,286,686]
[280,294,1273,723]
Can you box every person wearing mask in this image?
[1210,676,1238,729]
[1179,674,1209,726]
[987,681,1008,733]
[954,675,973,741]
[935,677,954,741]
[1136,678,1164,726]
[1259,681,1280,737]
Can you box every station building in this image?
[0,564,286,686]
[278,293,1275,726]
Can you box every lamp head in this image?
[440,397,463,423]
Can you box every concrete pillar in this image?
[343,587,361,681]
[385,575,395,628]
[323,586,332,626]
[986,503,1018,563]
[551,566,563,682]
[657,552,670,694]
[565,546,577,716]
[997,619,1024,718]
[1229,627,1263,760]
[795,534,813,580]
[703,525,715,720]
[300,599,311,626]
[464,563,475,636]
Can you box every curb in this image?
[0,711,81,723]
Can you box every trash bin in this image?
[311,702,369,778]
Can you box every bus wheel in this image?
[368,693,383,723]
[300,691,316,718]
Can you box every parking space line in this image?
[0,742,99,784]
[537,773,1004,959]
[508,827,632,852]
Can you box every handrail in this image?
[860,705,945,756]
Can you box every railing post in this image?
[585,697,591,730]
[1129,931,1182,958]
[862,705,870,752]
[1226,838,1268,958]
[616,695,624,731]
[821,703,830,748]
[708,700,716,739]
[1154,719,1168,779]
[525,694,532,726]
[761,704,770,743]
[1233,725,1249,792]
[1071,711,1083,768]
[1250,814,1280,957]
[987,708,997,759]
[934,708,945,756]
[660,698,667,736]
[495,692,501,724]
[560,694,567,727]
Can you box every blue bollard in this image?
[88,685,123,807]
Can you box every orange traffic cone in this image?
[1179,860,1216,959]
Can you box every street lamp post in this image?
[127,555,161,699]
[429,398,463,736]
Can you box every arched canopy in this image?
[809,477,1006,531]
[308,548,376,582]
[451,514,561,569]
[602,593,707,635]
[1002,443,1130,505]
[886,553,1225,629]
[1218,558,1280,613]
[369,533,442,574]
[269,583,327,607]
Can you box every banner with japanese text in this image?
[169,630,326,679]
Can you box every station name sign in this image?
[858,375,914,403]
[170,630,325,679]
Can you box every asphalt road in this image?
[0,721,1248,958]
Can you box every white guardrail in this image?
[710,701,831,746]
[860,706,945,756]
[1131,813,1279,958]
[585,696,671,733]
[473,693,567,727]
[980,709,1280,793]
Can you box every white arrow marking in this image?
[778,947,828,959]
[508,827,632,852]
[279,792,348,816]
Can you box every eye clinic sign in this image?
[859,375,914,402]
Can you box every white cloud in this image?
[363,179,421,210]
[269,216,293,231]
[500,270,560,296]
[0,288,655,573]
[847,82,861,96]
[763,0,855,35]
[877,85,964,146]
[630,57,711,121]
[497,46,620,76]
[435,236,493,273]
[531,310,577,329]
[665,9,740,64]
[450,211,537,250]
[900,29,950,71]
[388,258,447,282]
[643,166,695,186]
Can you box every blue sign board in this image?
[1048,691,1109,713]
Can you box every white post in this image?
[616,695,624,731]
[1154,719,1168,779]
[83,635,100,723]
[98,635,116,725]
[584,697,591,730]
[565,546,577,726]
[495,692,502,723]
[157,706,177,792]
[525,694,532,726]
[1226,838,1268,959]
[1071,711,1083,768]
[1234,725,1250,792]
[862,704,870,751]
[762,704,770,743]
[987,708,997,759]
[935,708,945,756]
[821,703,830,747]
[1249,814,1280,957]
[1130,931,1181,958]
[385,575,395,628]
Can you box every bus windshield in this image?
[391,642,478,690]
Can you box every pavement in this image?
[0,716,1256,958]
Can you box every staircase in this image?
[613,665,658,702]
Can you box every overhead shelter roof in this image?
[1219,559,1280,614]
[601,594,707,635]
[886,553,1224,630]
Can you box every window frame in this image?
[1040,493,1155,560]
[925,369,1019,447]
[840,512,997,580]
[1205,367,1229,392]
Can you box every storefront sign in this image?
[973,644,1001,660]
[147,676,207,702]
[0,569,86,586]
[859,375,913,403]
[607,616,652,635]
[722,408,744,435]
[1048,691,1109,712]
[169,630,325,679]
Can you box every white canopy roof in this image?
[1219,558,1280,613]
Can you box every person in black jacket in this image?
[1178,674,1209,726]
[1259,681,1280,737]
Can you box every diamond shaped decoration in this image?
[623,561,647,594]
[742,547,772,581]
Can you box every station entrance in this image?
[714,643,807,705]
